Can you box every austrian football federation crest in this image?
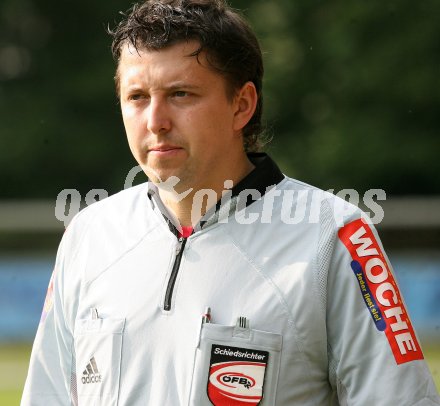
[207,344,268,405]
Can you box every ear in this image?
[232,81,258,133]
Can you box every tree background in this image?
[1,0,439,200]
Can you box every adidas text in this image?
[82,374,102,384]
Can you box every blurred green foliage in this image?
[1,0,439,198]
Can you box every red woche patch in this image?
[338,218,424,365]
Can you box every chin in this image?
[146,169,177,184]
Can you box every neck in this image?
[158,156,255,227]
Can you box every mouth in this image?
[148,145,183,156]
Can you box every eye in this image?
[128,93,146,101]
[173,91,188,98]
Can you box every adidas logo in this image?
[81,356,102,384]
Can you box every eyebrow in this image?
[123,82,201,94]
[163,82,201,91]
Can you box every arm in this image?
[326,216,440,405]
[21,235,77,405]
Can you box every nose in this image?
[146,96,172,135]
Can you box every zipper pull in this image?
[176,237,184,255]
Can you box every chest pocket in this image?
[74,313,125,406]
[189,319,282,405]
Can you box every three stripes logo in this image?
[81,356,102,384]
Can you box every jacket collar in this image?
[148,153,285,236]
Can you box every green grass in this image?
[0,344,31,406]
[0,390,23,405]
[2,342,439,404]
[424,343,440,391]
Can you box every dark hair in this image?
[109,0,265,152]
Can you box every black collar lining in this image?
[200,153,284,228]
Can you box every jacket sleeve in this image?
[325,214,440,405]
[21,228,79,406]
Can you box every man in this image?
[22,0,440,405]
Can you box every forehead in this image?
[117,40,224,89]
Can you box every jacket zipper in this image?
[164,237,187,311]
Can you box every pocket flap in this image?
[75,317,125,335]
[201,323,282,351]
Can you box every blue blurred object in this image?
[0,250,439,342]
[390,251,440,340]
[0,254,53,342]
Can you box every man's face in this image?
[118,41,251,193]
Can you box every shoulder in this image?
[70,183,149,227]
[55,183,158,287]
[61,183,152,251]
[274,175,366,228]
